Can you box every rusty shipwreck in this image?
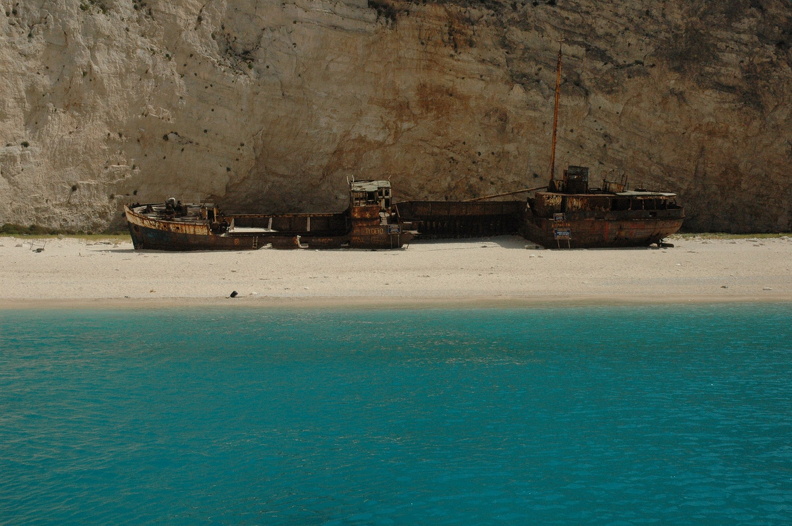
[124,180,413,250]
[522,46,684,248]
[523,165,685,248]
[397,46,683,248]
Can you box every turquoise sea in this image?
[1,303,791,525]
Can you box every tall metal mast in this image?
[549,43,563,184]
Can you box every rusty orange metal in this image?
[125,181,414,251]
[524,166,685,248]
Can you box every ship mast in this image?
[549,43,563,185]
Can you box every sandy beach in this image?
[1,235,791,309]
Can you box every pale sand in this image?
[1,235,791,309]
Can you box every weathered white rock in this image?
[1,0,790,232]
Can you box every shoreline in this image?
[2,235,791,310]
[6,297,792,312]
[3,294,792,311]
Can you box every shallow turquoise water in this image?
[1,304,791,525]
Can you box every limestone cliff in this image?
[1,0,790,232]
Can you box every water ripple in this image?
[1,304,791,525]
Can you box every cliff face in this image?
[1,0,790,232]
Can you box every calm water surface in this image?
[1,303,791,525]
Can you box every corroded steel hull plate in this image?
[125,206,412,251]
[397,200,524,238]
[523,216,684,249]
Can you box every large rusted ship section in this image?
[521,44,684,249]
[346,180,413,249]
[125,180,413,250]
[524,166,685,248]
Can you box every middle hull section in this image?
[396,201,524,238]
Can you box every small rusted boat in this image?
[124,180,414,250]
[523,45,684,248]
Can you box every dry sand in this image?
[1,235,791,309]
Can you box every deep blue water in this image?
[1,303,791,525]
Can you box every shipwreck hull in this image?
[396,201,523,238]
[125,203,411,251]
[523,214,684,248]
[524,185,685,248]
[126,222,350,250]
